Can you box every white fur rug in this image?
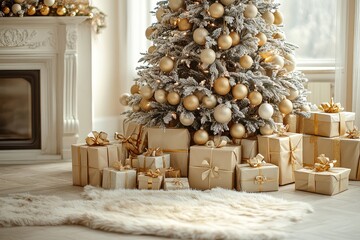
[0,186,313,239]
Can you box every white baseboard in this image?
[0,150,63,164]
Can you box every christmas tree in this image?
[120,0,310,144]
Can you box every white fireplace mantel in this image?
[0,17,92,162]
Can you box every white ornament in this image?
[214,104,232,124]
[44,0,56,6]
[11,4,22,14]
[258,103,274,120]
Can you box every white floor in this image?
[0,161,360,240]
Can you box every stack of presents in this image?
[72,99,360,196]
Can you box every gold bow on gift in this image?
[201,160,219,180]
[144,147,163,157]
[86,131,110,146]
[275,124,289,137]
[314,154,337,172]
[247,154,266,168]
[255,175,267,185]
[145,169,161,178]
[172,178,184,188]
[318,97,344,113]
[206,135,227,148]
[346,126,360,139]
[114,132,141,156]
[112,161,132,171]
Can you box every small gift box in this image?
[102,167,137,190]
[164,178,190,190]
[71,143,83,186]
[138,169,164,190]
[239,138,258,164]
[161,167,181,178]
[136,148,170,171]
[236,154,279,192]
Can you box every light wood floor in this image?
[0,161,360,240]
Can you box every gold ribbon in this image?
[255,175,268,185]
[172,178,184,188]
[275,124,290,137]
[201,159,220,181]
[314,154,337,172]
[314,114,319,135]
[346,126,360,139]
[114,125,145,156]
[247,154,266,168]
[85,131,110,146]
[145,169,162,178]
[318,97,344,113]
[205,135,227,148]
[144,147,163,157]
[164,167,181,178]
[112,161,132,171]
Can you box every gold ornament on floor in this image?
[156,7,165,22]
[178,18,192,31]
[218,34,233,50]
[159,56,174,73]
[264,54,284,69]
[318,97,344,113]
[145,27,155,40]
[148,46,156,54]
[180,112,194,126]
[232,83,248,100]
[57,6,67,16]
[262,11,274,25]
[27,6,36,16]
[193,28,209,45]
[154,89,167,104]
[12,4,22,14]
[286,88,299,101]
[248,91,263,106]
[239,55,253,69]
[256,32,267,47]
[260,124,274,135]
[230,123,246,139]
[119,93,131,106]
[167,91,181,105]
[202,95,217,109]
[183,95,200,111]
[140,98,152,111]
[200,48,216,65]
[214,77,231,95]
[244,4,258,18]
[40,5,50,15]
[194,129,209,145]
[279,98,293,115]
[214,104,232,124]
[220,0,235,6]
[130,84,140,94]
[209,2,224,19]
[229,31,240,46]
[346,127,360,139]
[258,103,274,120]
[140,85,154,100]
[169,0,185,12]
[273,10,283,25]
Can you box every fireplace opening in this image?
[0,70,41,150]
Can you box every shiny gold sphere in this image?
[119,93,131,106]
[287,88,299,101]
[145,26,155,40]
[232,83,248,100]
[218,34,233,50]
[214,77,231,95]
[40,5,50,15]
[239,55,253,69]
[256,32,267,47]
[148,46,156,54]
[259,51,273,59]
[248,91,263,106]
[180,112,194,126]
[265,54,284,69]
[202,95,217,109]
[244,4,258,18]
[167,91,181,105]
[130,84,140,94]
[178,18,192,31]
[229,32,241,46]
[183,95,200,111]
[220,0,235,6]
[262,11,274,25]
[279,99,293,114]
[169,0,185,12]
[193,28,209,45]
[154,89,168,104]
[200,48,216,65]
[27,6,36,16]
[56,6,67,16]
[140,98,152,111]
[2,6,10,14]
[230,123,246,139]
[159,56,174,73]
[260,124,274,135]
[140,85,154,100]
[156,7,165,22]
[214,104,232,124]
[132,104,141,112]
[193,129,209,145]
[273,10,284,25]
[209,2,224,19]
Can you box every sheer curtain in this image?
[352,1,360,127]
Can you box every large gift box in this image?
[71,143,83,186]
[102,168,137,189]
[236,163,279,192]
[188,145,241,190]
[239,138,258,164]
[138,171,163,190]
[136,153,170,171]
[339,137,360,180]
[294,168,350,195]
[301,111,355,137]
[164,178,190,190]
[258,133,303,185]
[148,128,190,177]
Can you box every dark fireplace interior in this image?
[0,70,41,150]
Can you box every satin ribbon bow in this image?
[314,154,337,172]
[206,135,227,148]
[247,154,266,168]
[85,131,110,146]
[318,97,344,113]
[112,161,132,171]
[145,169,161,178]
[255,175,267,185]
[114,132,141,156]
[144,147,163,157]
[346,126,360,139]
[172,178,184,188]
[275,124,289,137]
[201,160,219,180]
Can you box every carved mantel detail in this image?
[0,29,52,49]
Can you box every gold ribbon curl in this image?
[275,124,290,137]
[114,132,143,156]
[86,131,110,146]
[145,169,162,178]
[172,178,184,188]
[255,175,268,185]
[346,126,360,139]
[112,161,132,171]
[318,97,344,113]
[206,135,227,148]
[144,147,163,157]
[201,159,219,181]
[247,154,266,168]
[314,154,337,172]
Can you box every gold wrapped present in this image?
[138,169,163,190]
[136,153,170,171]
[283,114,297,133]
[160,167,181,178]
[258,133,303,185]
[71,143,83,186]
[164,178,190,190]
[148,128,190,177]
[239,138,258,164]
[188,145,241,190]
[102,167,137,189]
[340,135,360,180]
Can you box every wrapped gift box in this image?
[71,144,83,186]
[294,168,351,195]
[160,168,181,178]
[148,128,190,177]
[239,138,258,164]
[258,133,303,185]
[301,111,355,137]
[136,154,170,171]
[164,178,190,190]
[138,174,163,190]
[236,163,279,192]
[283,114,297,133]
[102,168,137,189]
[188,145,241,190]
[339,137,360,180]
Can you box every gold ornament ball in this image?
[140,98,152,111]
[218,34,233,50]
[248,91,263,106]
[265,54,284,69]
[273,10,284,25]
[229,32,240,46]
[3,6,10,14]
[154,89,168,104]
[159,56,174,73]
[178,18,192,31]
[169,0,185,12]
[232,83,248,100]
[193,129,209,145]
[220,0,235,6]
[148,46,156,54]
[193,28,209,45]
[214,104,232,124]
[180,112,194,126]
[40,5,50,15]
[200,48,216,65]
[262,11,274,25]
[209,2,224,19]
[156,7,165,22]
[202,95,217,109]
[145,27,155,40]
[287,89,299,101]
[256,32,267,47]
[167,91,181,105]
[27,6,36,16]
[194,91,205,101]
[301,104,311,112]
[140,85,154,100]
[258,103,274,120]
[230,123,246,139]
[183,95,200,111]
[130,84,140,94]
[260,124,274,135]
[44,0,55,6]
[239,55,253,69]
[11,4,22,14]
[259,51,273,59]
[132,104,141,112]
[57,6,67,16]
[214,77,231,95]
[244,4,258,18]
[273,32,285,40]
[279,98,293,115]
[284,53,296,72]
[119,93,131,106]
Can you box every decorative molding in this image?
[0,29,55,49]
[66,28,77,50]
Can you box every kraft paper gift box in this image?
[301,111,355,137]
[160,167,181,178]
[71,144,83,186]
[339,137,360,180]
[102,168,137,189]
[138,174,163,190]
[148,128,190,177]
[239,138,258,164]
[188,145,241,190]
[236,163,279,192]
[257,133,303,185]
[164,178,190,190]
[283,114,297,133]
[294,168,351,195]
[136,154,170,171]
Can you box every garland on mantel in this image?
[0,0,106,34]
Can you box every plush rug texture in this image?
[0,186,313,239]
